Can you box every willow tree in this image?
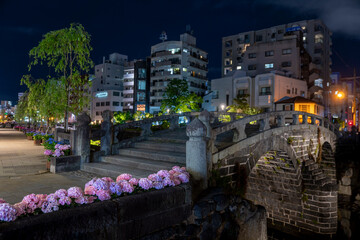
[28,23,93,130]
[15,92,29,122]
[20,75,45,124]
[227,94,261,115]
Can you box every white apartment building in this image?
[210,70,307,112]
[91,90,123,123]
[150,31,208,113]
[90,53,127,121]
[123,63,135,112]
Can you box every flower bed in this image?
[43,138,71,161]
[0,166,189,223]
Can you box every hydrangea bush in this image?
[0,166,189,223]
[43,138,71,160]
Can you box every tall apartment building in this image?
[150,30,208,113]
[90,53,127,122]
[122,62,135,112]
[222,19,332,104]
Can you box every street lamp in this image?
[220,104,225,111]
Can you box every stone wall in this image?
[0,186,191,240]
[139,188,267,240]
[212,128,338,237]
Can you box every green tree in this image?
[20,75,46,124]
[227,94,261,115]
[28,23,93,130]
[15,92,29,122]
[113,111,134,124]
[160,79,202,114]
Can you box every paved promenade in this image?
[0,129,99,204]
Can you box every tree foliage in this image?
[28,23,93,130]
[160,79,202,114]
[227,94,261,115]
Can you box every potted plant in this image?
[43,138,73,171]
[41,134,53,144]
[33,133,43,145]
[25,131,34,140]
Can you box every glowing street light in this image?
[336,92,344,99]
[220,104,226,111]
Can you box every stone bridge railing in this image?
[186,110,338,190]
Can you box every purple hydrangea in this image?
[139,178,153,190]
[178,173,190,183]
[109,182,122,196]
[54,189,67,198]
[96,190,111,201]
[148,174,162,182]
[58,196,72,206]
[153,181,164,190]
[157,170,170,178]
[162,177,175,187]
[41,201,59,213]
[13,202,26,217]
[129,178,139,186]
[67,187,84,199]
[120,181,134,193]
[0,203,17,222]
[93,178,110,191]
[85,178,97,188]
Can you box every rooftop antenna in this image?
[159,31,167,42]
[186,24,194,35]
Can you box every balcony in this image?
[151,50,181,58]
[189,62,208,71]
[123,89,133,94]
[123,81,134,86]
[189,52,208,62]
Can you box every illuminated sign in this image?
[286,26,301,32]
[137,104,145,111]
[95,92,108,98]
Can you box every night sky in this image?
[1,0,360,103]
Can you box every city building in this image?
[90,53,127,122]
[133,58,151,112]
[122,62,135,112]
[150,28,208,113]
[222,19,332,105]
[275,96,324,117]
[210,70,307,112]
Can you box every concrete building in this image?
[222,19,332,105]
[90,53,127,122]
[122,62,135,112]
[133,59,151,112]
[210,70,307,112]
[150,30,208,113]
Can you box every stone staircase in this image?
[82,128,187,179]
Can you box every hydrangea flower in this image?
[162,177,175,187]
[44,150,53,156]
[101,177,114,183]
[148,174,162,182]
[96,190,111,201]
[120,181,134,193]
[67,187,84,199]
[153,181,164,190]
[109,182,122,196]
[139,178,153,190]
[41,201,59,213]
[93,178,110,191]
[0,203,17,222]
[178,173,190,183]
[13,202,26,217]
[54,189,67,198]
[0,198,6,204]
[129,178,139,186]
[85,178,97,188]
[157,170,170,178]
[58,196,72,206]
[84,186,96,195]
[116,173,132,182]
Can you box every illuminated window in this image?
[265,63,274,69]
[236,66,242,70]
[138,68,146,79]
[182,67,187,72]
[138,81,146,90]
[315,34,323,44]
[225,58,232,66]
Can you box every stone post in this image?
[141,120,153,136]
[310,116,315,125]
[277,115,285,127]
[303,114,308,124]
[73,112,91,164]
[169,115,179,130]
[101,110,113,156]
[292,114,299,125]
[186,118,208,191]
[259,117,270,131]
[230,113,236,122]
[199,110,211,139]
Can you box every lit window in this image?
[315,34,323,44]
[182,67,187,72]
[225,58,232,66]
[303,36,306,42]
[265,63,274,69]
[236,66,242,70]
[183,48,188,53]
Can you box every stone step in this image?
[147,136,187,144]
[314,174,327,181]
[82,162,154,179]
[117,148,186,164]
[101,155,178,172]
[311,168,323,176]
[134,141,186,153]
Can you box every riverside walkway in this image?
[0,129,97,204]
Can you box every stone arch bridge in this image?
[84,110,338,237]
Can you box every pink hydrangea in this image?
[85,196,97,204]
[139,178,153,190]
[129,178,139,186]
[74,196,88,205]
[96,190,111,201]
[67,187,84,199]
[157,170,170,178]
[44,149,53,156]
[46,194,58,204]
[0,203,17,222]
[52,148,64,157]
[101,177,114,183]
[148,174,162,182]
[54,189,67,198]
[85,178,97,188]
[84,186,97,195]
[173,178,181,185]
[163,177,175,187]
[120,181,134,193]
[13,202,26,217]
[153,181,164,190]
[22,194,44,213]
[58,196,72,206]
[116,173,132,182]
[0,198,6,204]
[172,166,182,172]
